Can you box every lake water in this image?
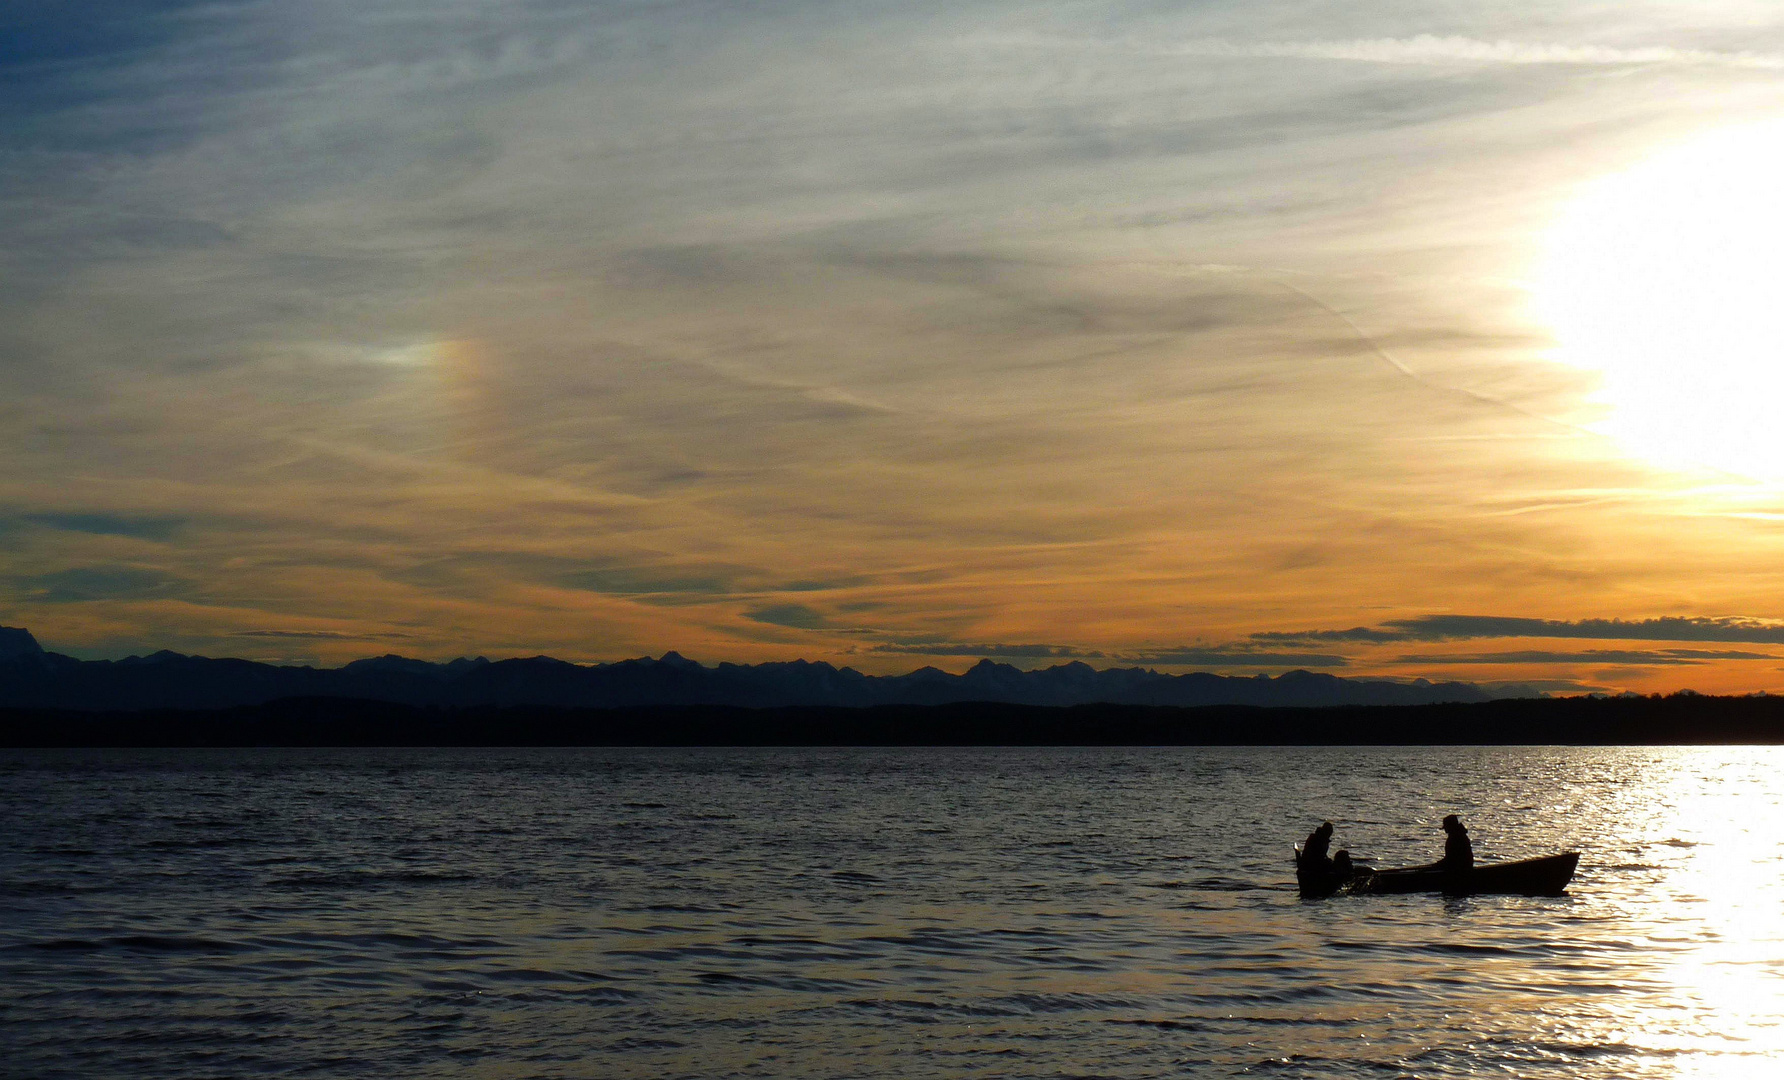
[4,746,1783,1078]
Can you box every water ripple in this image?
[4,745,1783,1078]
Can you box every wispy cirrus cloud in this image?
[745,604,836,631]
[235,629,411,640]
[871,642,1105,659]
[15,513,187,541]
[1169,36,1784,70]
[1262,616,1784,646]
[869,641,1349,667]
[1402,648,1779,666]
[1113,648,1349,668]
[1252,626,1408,644]
[7,0,1784,697]
[11,566,189,604]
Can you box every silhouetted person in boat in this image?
[1298,821,1362,897]
[1440,814,1473,892]
[1302,820,1334,875]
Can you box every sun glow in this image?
[1534,120,1784,480]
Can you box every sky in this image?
[6,0,1784,694]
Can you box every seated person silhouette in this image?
[1439,814,1474,891]
[1301,820,1334,874]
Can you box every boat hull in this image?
[1297,851,1579,898]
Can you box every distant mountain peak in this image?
[0,626,45,660]
[342,655,445,677]
[0,626,1518,711]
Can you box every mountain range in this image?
[0,626,1532,711]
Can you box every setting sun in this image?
[1535,120,1784,480]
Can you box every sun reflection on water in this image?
[1635,753,1784,1075]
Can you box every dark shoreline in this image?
[5,693,1784,747]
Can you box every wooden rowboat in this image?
[1296,849,1578,898]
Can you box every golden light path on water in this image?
[1534,119,1784,482]
[1653,754,1784,1076]
[1586,748,1784,1077]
